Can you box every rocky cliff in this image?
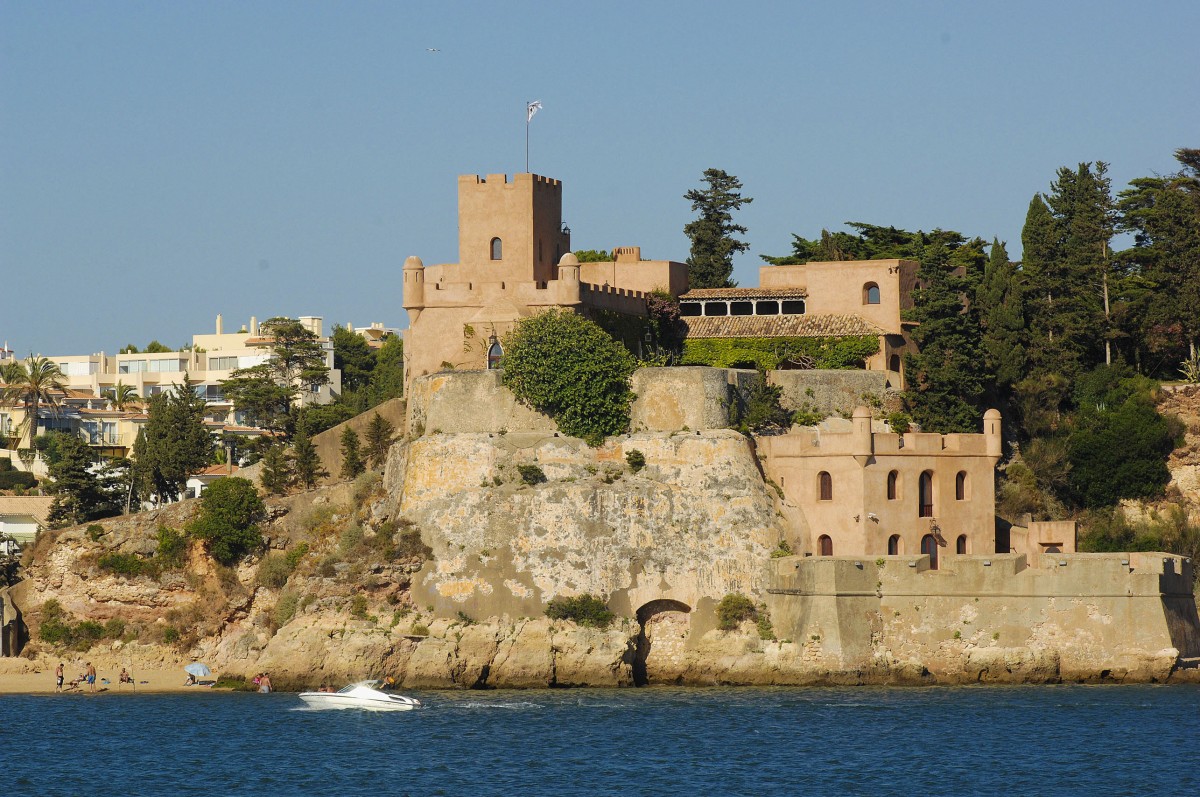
[5,371,1199,688]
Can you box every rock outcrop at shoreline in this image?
[5,374,1200,688]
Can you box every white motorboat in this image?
[297,680,422,712]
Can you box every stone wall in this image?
[766,369,889,417]
[767,552,1200,682]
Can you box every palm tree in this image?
[109,381,139,412]
[0,355,67,449]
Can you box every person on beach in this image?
[258,672,272,693]
[119,668,132,686]
[55,663,64,692]
[86,662,96,692]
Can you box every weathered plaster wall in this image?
[767,553,1200,682]
[766,369,889,417]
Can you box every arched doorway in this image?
[921,534,939,570]
[633,599,692,687]
[888,534,902,555]
[919,471,934,517]
[956,534,968,554]
[818,534,833,556]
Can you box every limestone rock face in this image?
[379,430,785,623]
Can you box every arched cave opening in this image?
[633,599,692,687]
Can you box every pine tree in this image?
[364,412,396,470]
[976,239,1027,394]
[290,424,327,490]
[339,426,365,480]
[683,169,753,289]
[1117,148,1200,366]
[258,444,292,496]
[903,233,990,433]
[46,434,107,527]
[133,374,213,502]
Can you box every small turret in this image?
[984,408,1002,461]
[402,256,426,323]
[556,252,582,306]
[852,405,873,466]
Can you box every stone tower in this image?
[455,173,571,284]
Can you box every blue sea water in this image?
[2,685,1198,796]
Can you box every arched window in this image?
[887,470,899,500]
[487,341,503,369]
[818,534,833,556]
[955,471,969,501]
[921,534,939,570]
[864,283,881,305]
[919,471,934,517]
[818,471,832,501]
[887,534,901,555]
[956,534,968,555]
[490,237,503,260]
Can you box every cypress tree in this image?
[364,412,397,470]
[291,424,327,490]
[259,444,292,496]
[683,169,753,289]
[976,239,1027,394]
[339,426,365,480]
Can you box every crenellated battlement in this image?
[459,173,562,189]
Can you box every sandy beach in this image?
[0,658,232,695]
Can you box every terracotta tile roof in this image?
[194,464,240,477]
[0,495,54,524]
[683,313,885,338]
[680,287,807,299]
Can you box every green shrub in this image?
[0,471,37,490]
[213,674,256,691]
[188,477,265,565]
[731,371,791,434]
[501,309,637,446]
[394,525,433,560]
[350,594,369,619]
[86,524,105,542]
[98,552,154,578]
[887,412,912,434]
[755,606,775,640]
[517,464,546,485]
[770,539,793,559]
[155,526,188,569]
[410,623,430,636]
[103,618,126,639]
[339,523,365,555]
[273,591,301,627]
[257,553,294,589]
[544,593,615,628]
[285,542,310,570]
[716,593,757,630]
[162,626,180,644]
[75,620,104,642]
[317,555,339,577]
[1066,389,1174,508]
[625,449,646,473]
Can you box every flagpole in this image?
[526,106,530,173]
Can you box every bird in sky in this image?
[426,48,440,52]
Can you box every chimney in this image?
[250,316,259,336]
[216,314,224,335]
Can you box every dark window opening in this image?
[680,303,702,317]
[703,303,728,317]
[887,470,899,500]
[730,301,754,316]
[864,283,880,304]
[490,238,503,260]
[818,471,832,501]
[888,534,901,555]
[755,300,779,315]
[956,471,968,501]
[782,300,806,315]
[921,534,939,569]
[919,471,933,517]
[956,534,968,555]
[889,354,901,372]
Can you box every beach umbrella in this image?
[184,662,212,678]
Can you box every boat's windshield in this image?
[337,680,381,694]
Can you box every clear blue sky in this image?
[3,1,1197,356]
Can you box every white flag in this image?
[526,100,542,122]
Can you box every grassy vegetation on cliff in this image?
[545,594,615,628]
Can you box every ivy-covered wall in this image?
[680,336,879,370]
